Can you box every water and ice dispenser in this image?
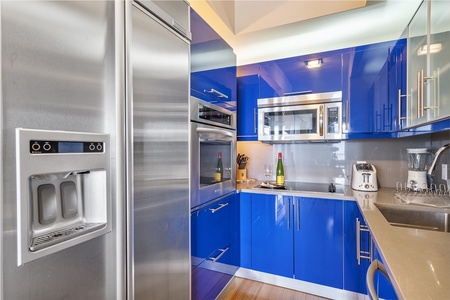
[16,128,111,265]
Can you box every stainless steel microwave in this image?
[257,91,342,142]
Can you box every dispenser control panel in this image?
[30,140,104,154]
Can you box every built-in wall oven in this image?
[257,91,342,142]
[190,97,236,208]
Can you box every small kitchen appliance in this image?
[351,161,378,191]
[407,148,431,191]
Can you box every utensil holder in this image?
[237,169,247,181]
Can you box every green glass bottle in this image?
[215,152,223,182]
[276,152,284,185]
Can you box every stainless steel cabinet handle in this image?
[254,108,257,134]
[296,198,300,231]
[356,218,371,265]
[397,89,408,126]
[319,105,324,136]
[209,202,229,213]
[420,69,424,118]
[366,259,390,300]
[417,71,422,118]
[204,88,229,99]
[209,247,229,262]
[345,99,350,132]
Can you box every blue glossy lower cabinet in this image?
[251,194,294,277]
[294,197,344,288]
[246,193,344,288]
[372,242,398,300]
[191,193,239,300]
[343,201,371,294]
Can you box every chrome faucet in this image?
[427,143,450,188]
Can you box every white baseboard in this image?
[235,268,369,300]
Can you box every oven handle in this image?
[196,127,234,138]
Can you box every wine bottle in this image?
[215,152,223,182]
[276,152,284,185]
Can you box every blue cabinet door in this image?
[258,53,343,99]
[191,9,236,111]
[251,194,294,277]
[342,42,396,137]
[343,201,371,294]
[191,194,235,300]
[372,242,398,300]
[293,197,344,289]
[389,38,407,131]
[237,75,259,141]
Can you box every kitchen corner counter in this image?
[237,183,450,300]
[357,188,450,300]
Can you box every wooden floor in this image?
[216,277,330,300]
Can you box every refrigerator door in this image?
[127,2,190,299]
[1,1,123,299]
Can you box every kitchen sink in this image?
[375,204,450,233]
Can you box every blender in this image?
[406,148,431,191]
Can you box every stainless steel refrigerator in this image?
[125,1,191,299]
[0,0,190,299]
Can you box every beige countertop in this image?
[238,182,450,300]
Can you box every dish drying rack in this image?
[395,182,450,208]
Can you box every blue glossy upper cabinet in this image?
[258,53,342,98]
[342,42,395,137]
[190,9,237,110]
[237,73,259,141]
[389,38,407,131]
[294,197,344,289]
[405,0,450,128]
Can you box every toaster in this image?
[351,161,378,191]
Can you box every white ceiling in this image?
[190,0,423,66]
[206,0,367,35]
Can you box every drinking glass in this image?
[263,164,272,180]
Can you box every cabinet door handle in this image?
[253,108,257,134]
[209,247,229,262]
[284,196,291,230]
[204,88,229,99]
[366,259,390,300]
[209,202,229,213]
[356,218,371,265]
[296,198,300,231]
[319,105,324,136]
[397,89,408,126]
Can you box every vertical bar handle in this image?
[319,105,324,136]
[420,69,425,118]
[296,198,300,231]
[417,71,421,118]
[254,108,257,134]
[356,218,361,265]
[285,196,291,230]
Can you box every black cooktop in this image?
[255,181,344,195]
